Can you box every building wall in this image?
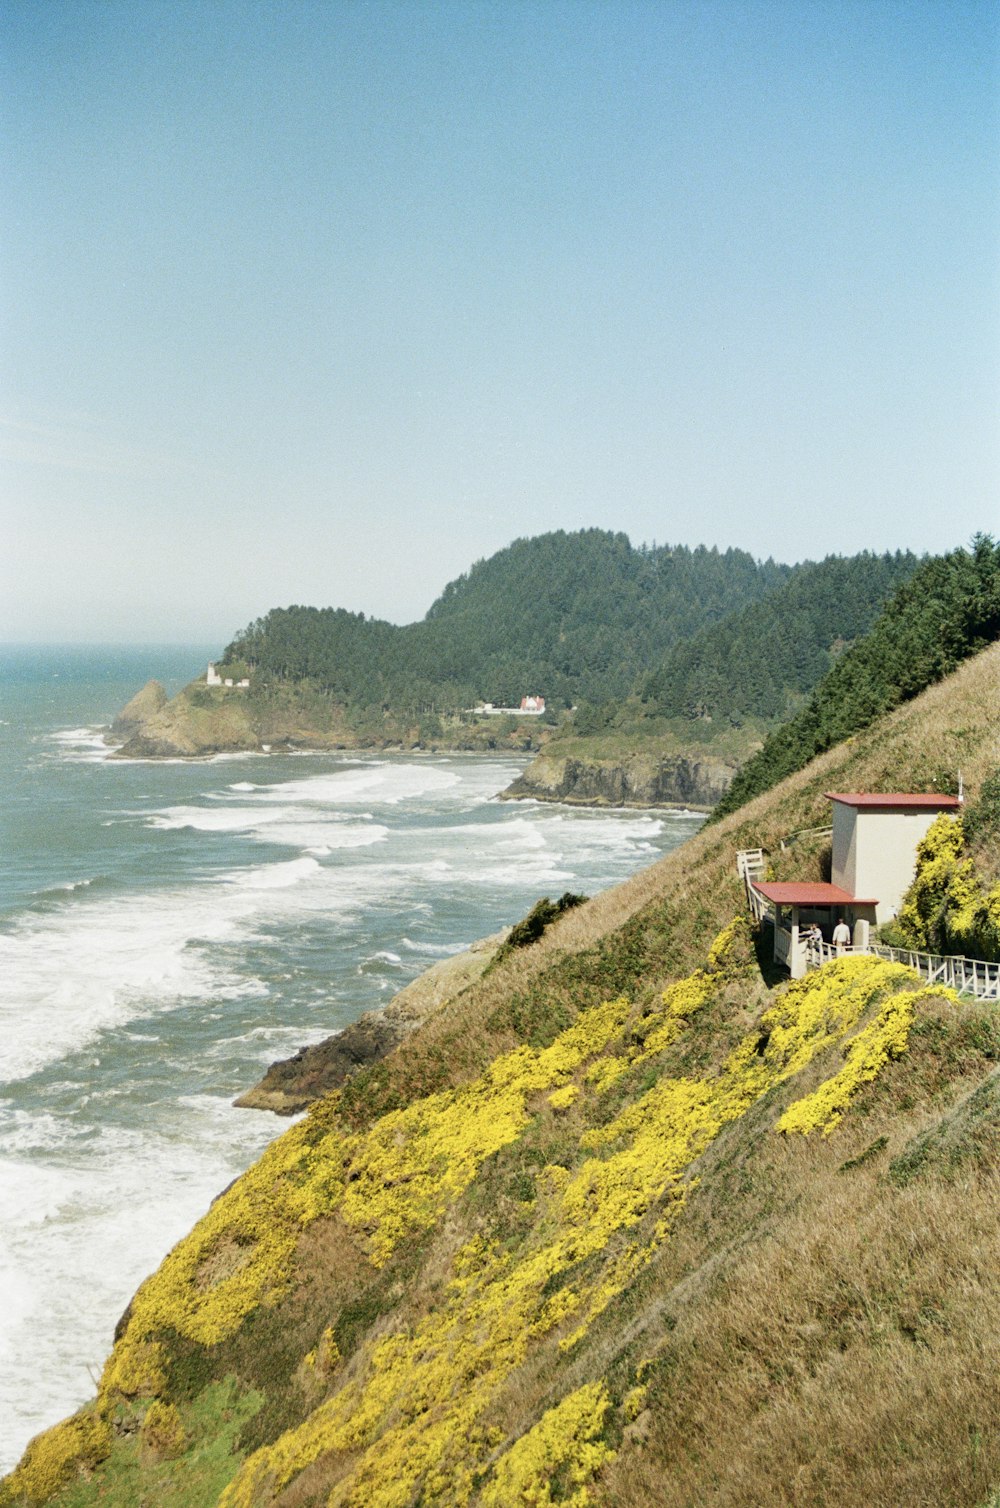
[852,809,943,925]
[830,803,857,895]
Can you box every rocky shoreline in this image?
[108,679,739,813]
[234,930,508,1115]
[499,749,737,810]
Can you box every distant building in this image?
[206,664,249,689]
[468,695,547,717]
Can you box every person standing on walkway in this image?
[832,917,851,954]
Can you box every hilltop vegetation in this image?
[224,530,794,712]
[641,549,919,723]
[8,641,1000,1508]
[500,547,919,808]
[113,532,923,772]
[712,536,1000,821]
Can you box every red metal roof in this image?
[753,882,878,907]
[825,792,960,810]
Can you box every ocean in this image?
[0,645,703,1471]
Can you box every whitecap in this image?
[224,857,322,891]
[399,937,468,956]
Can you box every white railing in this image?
[778,824,833,852]
[774,925,793,968]
[736,848,767,884]
[809,939,1000,1001]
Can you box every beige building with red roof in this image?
[827,792,961,926]
[747,791,961,978]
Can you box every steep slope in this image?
[712,535,1000,820]
[6,643,1000,1508]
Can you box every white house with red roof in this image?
[748,791,961,978]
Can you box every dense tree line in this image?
[710,537,1000,822]
[642,551,920,723]
[224,530,795,713]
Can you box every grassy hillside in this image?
[6,643,1000,1508]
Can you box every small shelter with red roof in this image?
[749,791,961,978]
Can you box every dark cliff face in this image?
[501,752,737,809]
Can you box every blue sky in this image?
[3,0,998,641]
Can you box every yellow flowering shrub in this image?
[478,1383,614,1507]
[896,813,1000,961]
[0,1412,110,1508]
[705,915,749,973]
[622,1383,648,1421]
[139,1399,187,1461]
[17,929,930,1507]
[777,984,957,1135]
[98,996,633,1412]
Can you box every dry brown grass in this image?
[598,1164,1000,1508]
[590,1007,1000,1508]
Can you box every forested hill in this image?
[711,536,1000,821]
[642,550,920,724]
[224,531,794,711]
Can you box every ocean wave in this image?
[224,856,323,891]
[400,937,469,956]
[45,727,115,763]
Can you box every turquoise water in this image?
[0,645,703,1469]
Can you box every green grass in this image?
[53,1380,261,1508]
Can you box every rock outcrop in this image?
[114,691,261,758]
[501,750,738,809]
[109,680,168,744]
[234,930,508,1114]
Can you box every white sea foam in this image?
[225,856,322,890]
[148,804,293,832]
[147,801,390,853]
[45,727,115,763]
[400,937,468,956]
[247,762,470,807]
[0,848,373,1083]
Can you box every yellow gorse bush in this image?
[478,1383,614,1507]
[777,984,958,1136]
[897,813,1000,960]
